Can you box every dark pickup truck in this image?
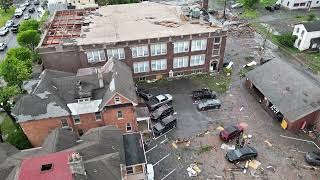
[192,88,217,100]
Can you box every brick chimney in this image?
[202,0,208,10]
[68,152,86,176]
[95,68,104,88]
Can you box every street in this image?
[0,2,43,61]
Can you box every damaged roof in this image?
[246,59,320,121]
[12,59,137,122]
[123,132,146,166]
[42,128,79,153]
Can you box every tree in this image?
[19,19,40,32]
[0,86,21,126]
[276,33,297,48]
[0,56,32,88]
[243,0,259,8]
[17,30,41,51]
[0,0,12,13]
[5,47,33,69]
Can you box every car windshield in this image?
[234,149,242,157]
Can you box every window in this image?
[41,164,53,172]
[126,167,133,174]
[78,98,90,103]
[138,76,147,81]
[151,59,167,71]
[317,1,319,4]
[190,55,205,66]
[173,41,189,53]
[61,119,68,127]
[117,111,123,119]
[133,61,149,73]
[301,30,305,37]
[191,39,207,51]
[287,1,289,6]
[297,39,302,47]
[86,49,106,63]
[173,56,188,69]
[78,129,84,136]
[296,27,300,34]
[212,45,220,56]
[300,2,305,6]
[214,37,221,44]
[126,123,132,132]
[73,115,81,124]
[107,48,125,60]
[131,46,149,58]
[114,96,121,104]
[293,3,299,6]
[151,43,167,56]
[95,112,102,121]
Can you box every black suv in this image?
[192,88,217,100]
[153,115,177,136]
[150,104,174,121]
[11,24,19,33]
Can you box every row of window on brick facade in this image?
[85,37,222,63]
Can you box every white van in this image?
[14,9,23,18]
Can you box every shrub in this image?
[6,128,32,150]
[275,33,297,48]
[307,13,315,21]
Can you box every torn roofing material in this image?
[246,59,320,122]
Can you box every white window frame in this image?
[191,39,207,51]
[61,118,69,128]
[133,61,149,73]
[117,110,123,119]
[131,45,149,58]
[173,56,189,69]
[107,48,125,60]
[151,43,167,56]
[296,27,300,34]
[86,49,106,63]
[301,30,305,37]
[151,59,167,71]
[95,112,102,121]
[73,115,81,124]
[173,41,190,53]
[190,54,206,66]
[126,123,132,132]
[114,96,121,104]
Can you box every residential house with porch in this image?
[279,0,320,10]
[37,2,227,81]
[12,59,150,147]
[293,21,320,51]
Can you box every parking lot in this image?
[141,34,320,180]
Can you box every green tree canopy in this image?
[0,56,32,87]
[276,33,297,48]
[17,30,41,51]
[5,47,33,69]
[243,0,259,8]
[19,19,40,32]
[0,0,12,12]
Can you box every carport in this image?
[245,59,320,130]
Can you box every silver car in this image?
[146,94,173,111]
[197,99,221,111]
[0,43,7,51]
[0,27,9,36]
[5,20,14,28]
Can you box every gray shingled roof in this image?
[123,132,146,166]
[13,59,137,122]
[42,128,78,153]
[302,21,320,32]
[0,143,19,163]
[246,59,320,121]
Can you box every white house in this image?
[279,0,320,9]
[293,22,320,51]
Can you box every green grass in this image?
[241,9,258,19]
[0,114,16,135]
[198,144,213,154]
[0,6,16,27]
[259,0,277,6]
[305,53,320,73]
[190,74,231,94]
[295,13,317,22]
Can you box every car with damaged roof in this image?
[146,94,172,111]
[226,146,257,163]
[153,115,177,136]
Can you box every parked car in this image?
[265,4,280,11]
[197,99,221,111]
[23,14,31,20]
[305,151,320,166]
[219,125,243,141]
[34,0,40,5]
[192,88,217,100]
[226,146,258,163]
[146,94,173,111]
[20,5,27,11]
[5,20,14,28]
[136,87,153,101]
[153,115,177,136]
[146,164,154,180]
[28,7,35,13]
[25,0,30,6]
[150,104,174,121]
[14,9,23,18]
[0,27,9,36]
[0,43,7,51]
[11,24,19,33]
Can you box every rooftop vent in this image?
[41,163,53,172]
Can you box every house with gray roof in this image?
[0,125,147,180]
[12,59,143,147]
[245,59,320,130]
[293,21,320,51]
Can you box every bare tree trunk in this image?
[0,128,3,143]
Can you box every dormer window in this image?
[78,98,91,103]
[114,96,121,104]
[41,163,53,172]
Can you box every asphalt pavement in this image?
[0,3,43,61]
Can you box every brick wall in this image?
[73,113,105,134]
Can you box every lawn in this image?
[0,113,32,149]
[295,13,318,22]
[190,74,231,94]
[241,8,258,19]
[0,6,16,27]
[305,53,320,73]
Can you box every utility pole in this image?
[223,0,227,20]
